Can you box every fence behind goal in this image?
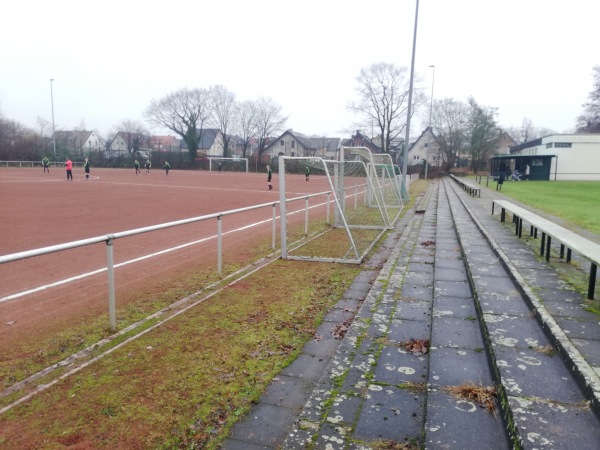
[278,149,405,264]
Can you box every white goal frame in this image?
[208,157,249,172]
[278,151,405,264]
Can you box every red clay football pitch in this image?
[0,166,329,353]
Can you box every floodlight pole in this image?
[424,64,435,180]
[402,0,419,199]
[50,78,56,160]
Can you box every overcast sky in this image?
[1,0,599,140]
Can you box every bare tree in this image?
[35,116,52,137]
[209,85,236,158]
[464,97,500,173]
[577,65,600,132]
[145,87,211,162]
[235,100,257,159]
[505,118,556,144]
[431,98,468,171]
[348,62,425,153]
[254,97,288,163]
[0,117,38,161]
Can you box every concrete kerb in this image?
[446,179,600,416]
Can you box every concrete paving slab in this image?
[280,354,332,381]
[227,403,299,447]
[312,422,352,450]
[429,347,493,386]
[425,391,509,450]
[433,296,478,319]
[508,396,600,449]
[393,300,431,321]
[301,336,341,357]
[404,270,433,286]
[434,267,468,282]
[409,253,435,264]
[535,286,584,304]
[352,386,424,443]
[571,337,600,367]
[434,280,472,298]
[434,257,465,269]
[554,317,600,340]
[464,252,502,265]
[484,314,552,349]
[471,275,521,297]
[401,283,434,301]
[260,375,314,409]
[407,262,434,275]
[321,307,356,324]
[431,316,486,349]
[478,291,533,316]
[494,346,588,403]
[386,319,431,343]
[373,346,428,385]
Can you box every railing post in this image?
[304,197,309,235]
[106,235,117,332]
[272,203,277,250]
[217,215,223,276]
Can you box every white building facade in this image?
[511,134,600,181]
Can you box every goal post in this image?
[278,150,405,264]
[208,157,248,172]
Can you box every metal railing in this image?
[1,191,332,332]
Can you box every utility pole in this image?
[50,78,56,160]
[402,0,419,199]
[424,65,435,180]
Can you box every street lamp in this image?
[50,79,56,160]
[424,65,435,180]
[402,0,419,199]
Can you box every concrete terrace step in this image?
[223,178,600,450]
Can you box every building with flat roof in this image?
[491,133,600,181]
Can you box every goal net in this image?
[208,157,248,172]
[278,149,404,264]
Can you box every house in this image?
[195,129,224,157]
[149,135,180,152]
[264,130,341,160]
[343,130,382,154]
[108,132,152,159]
[406,127,441,168]
[491,133,600,181]
[494,131,517,156]
[52,130,101,155]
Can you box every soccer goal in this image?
[278,148,405,264]
[208,157,248,172]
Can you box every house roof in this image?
[265,130,341,152]
[195,129,221,149]
[342,130,382,152]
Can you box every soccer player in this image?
[83,158,91,180]
[65,157,73,181]
[134,160,141,175]
[164,161,170,176]
[305,166,310,182]
[267,165,272,190]
[42,156,50,173]
[145,159,151,174]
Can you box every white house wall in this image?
[550,147,600,181]
[515,134,600,181]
